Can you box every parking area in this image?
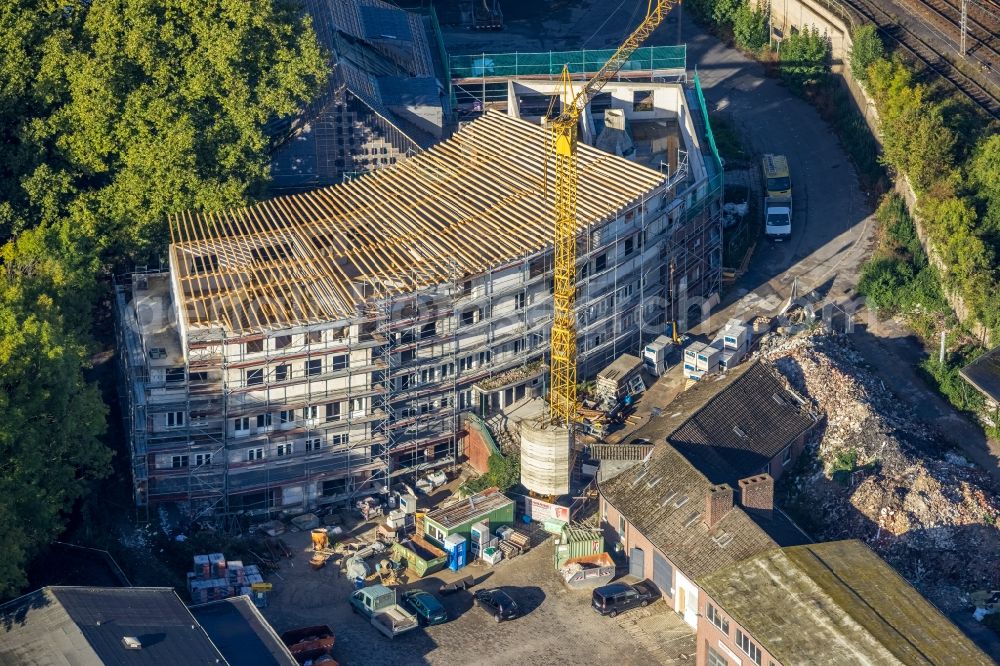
[260,527,694,666]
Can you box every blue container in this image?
[354,577,366,589]
[444,534,467,571]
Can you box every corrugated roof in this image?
[172,111,664,334]
[426,487,514,529]
[698,540,994,665]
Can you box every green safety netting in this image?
[687,69,724,219]
[450,45,686,79]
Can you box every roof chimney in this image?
[739,474,774,518]
[704,484,734,529]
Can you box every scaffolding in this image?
[115,106,723,524]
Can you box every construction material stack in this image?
[683,341,721,381]
[187,553,264,604]
[643,335,675,376]
[716,319,751,370]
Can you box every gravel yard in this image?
[260,528,694,666]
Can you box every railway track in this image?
[914,0,1000,66]
[841,0,1000,116]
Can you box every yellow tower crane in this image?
[547,0,675,425]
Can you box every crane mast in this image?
[547,0,674,425]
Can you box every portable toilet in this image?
[470,521,490,559]
[444,534,467,571]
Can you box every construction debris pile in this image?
[757,331,1000,611]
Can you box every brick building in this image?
[598,361,819,628]
[697,540,992,665]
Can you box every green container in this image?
[554,527,605,570]
[392,538,447,578]
[543,519,568,534]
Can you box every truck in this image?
[280,625,334,664]
[349,584,419,639]
[764,196,792,241]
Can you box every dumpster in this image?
[391,537,447,578]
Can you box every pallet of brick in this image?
[209,553,226,577]
[194,554,211,579]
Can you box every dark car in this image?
[474,588,520,622]
[400,589,448,626]
[592,580,661,618]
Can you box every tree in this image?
[970,134,1000,237]
[733,4,769,52]
[11,0,327,261]
[712,0,745,25]
[0,228,112,597]
[780,27,829,89]
[849,24,884,85]
[0,1,327,596]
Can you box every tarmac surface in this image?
[260,527,695,666]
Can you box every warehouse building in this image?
[116,73,722,520]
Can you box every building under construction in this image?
[115,79,722,521]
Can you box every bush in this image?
[849,24,884,84]
[780,27,829,89]
[858,195,948,320]
[733,4,769,52]
[464,453,520,493]
[711,0,744,24]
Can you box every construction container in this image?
[560,552,616,589]
[392,537,447,578]
[687,369,705,381]
[424,488,515,545]
[469,521,490,558]
[543,518,568,535]
[554,527,605,570]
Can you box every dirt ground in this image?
[260,528,694,666]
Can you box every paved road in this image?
[661,11,877,336]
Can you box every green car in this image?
[400,589,448,626]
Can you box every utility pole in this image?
[960,0,968,58]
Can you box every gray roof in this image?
[190,596,297,666]
[0,587,225,665]
[698,540,994,665]
[269,0,445,190]
[960,345,1000,403]
[600,444,780,580]
[667,361,817,486]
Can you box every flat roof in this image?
[698,540,993,665]
[170,111,664,335]
[190,596,297,666]
[0,587,225,665]
[960,345,1000,403]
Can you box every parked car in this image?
[400,589,448,626]
[474,588,520,622]
[592,580,661,618]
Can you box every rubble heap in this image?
[757,331,1000,611]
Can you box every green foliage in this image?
[859,196,948,327]
[0,227,112,597]
[711,0,745,25]
[780,28,829,89]
[970,134,1000,242]
[732,4,769,52]
[0,0,327,597]
[464,453,521,494]
[919,346,986,415]
[849,24,884,84]
[830,449,858,484]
